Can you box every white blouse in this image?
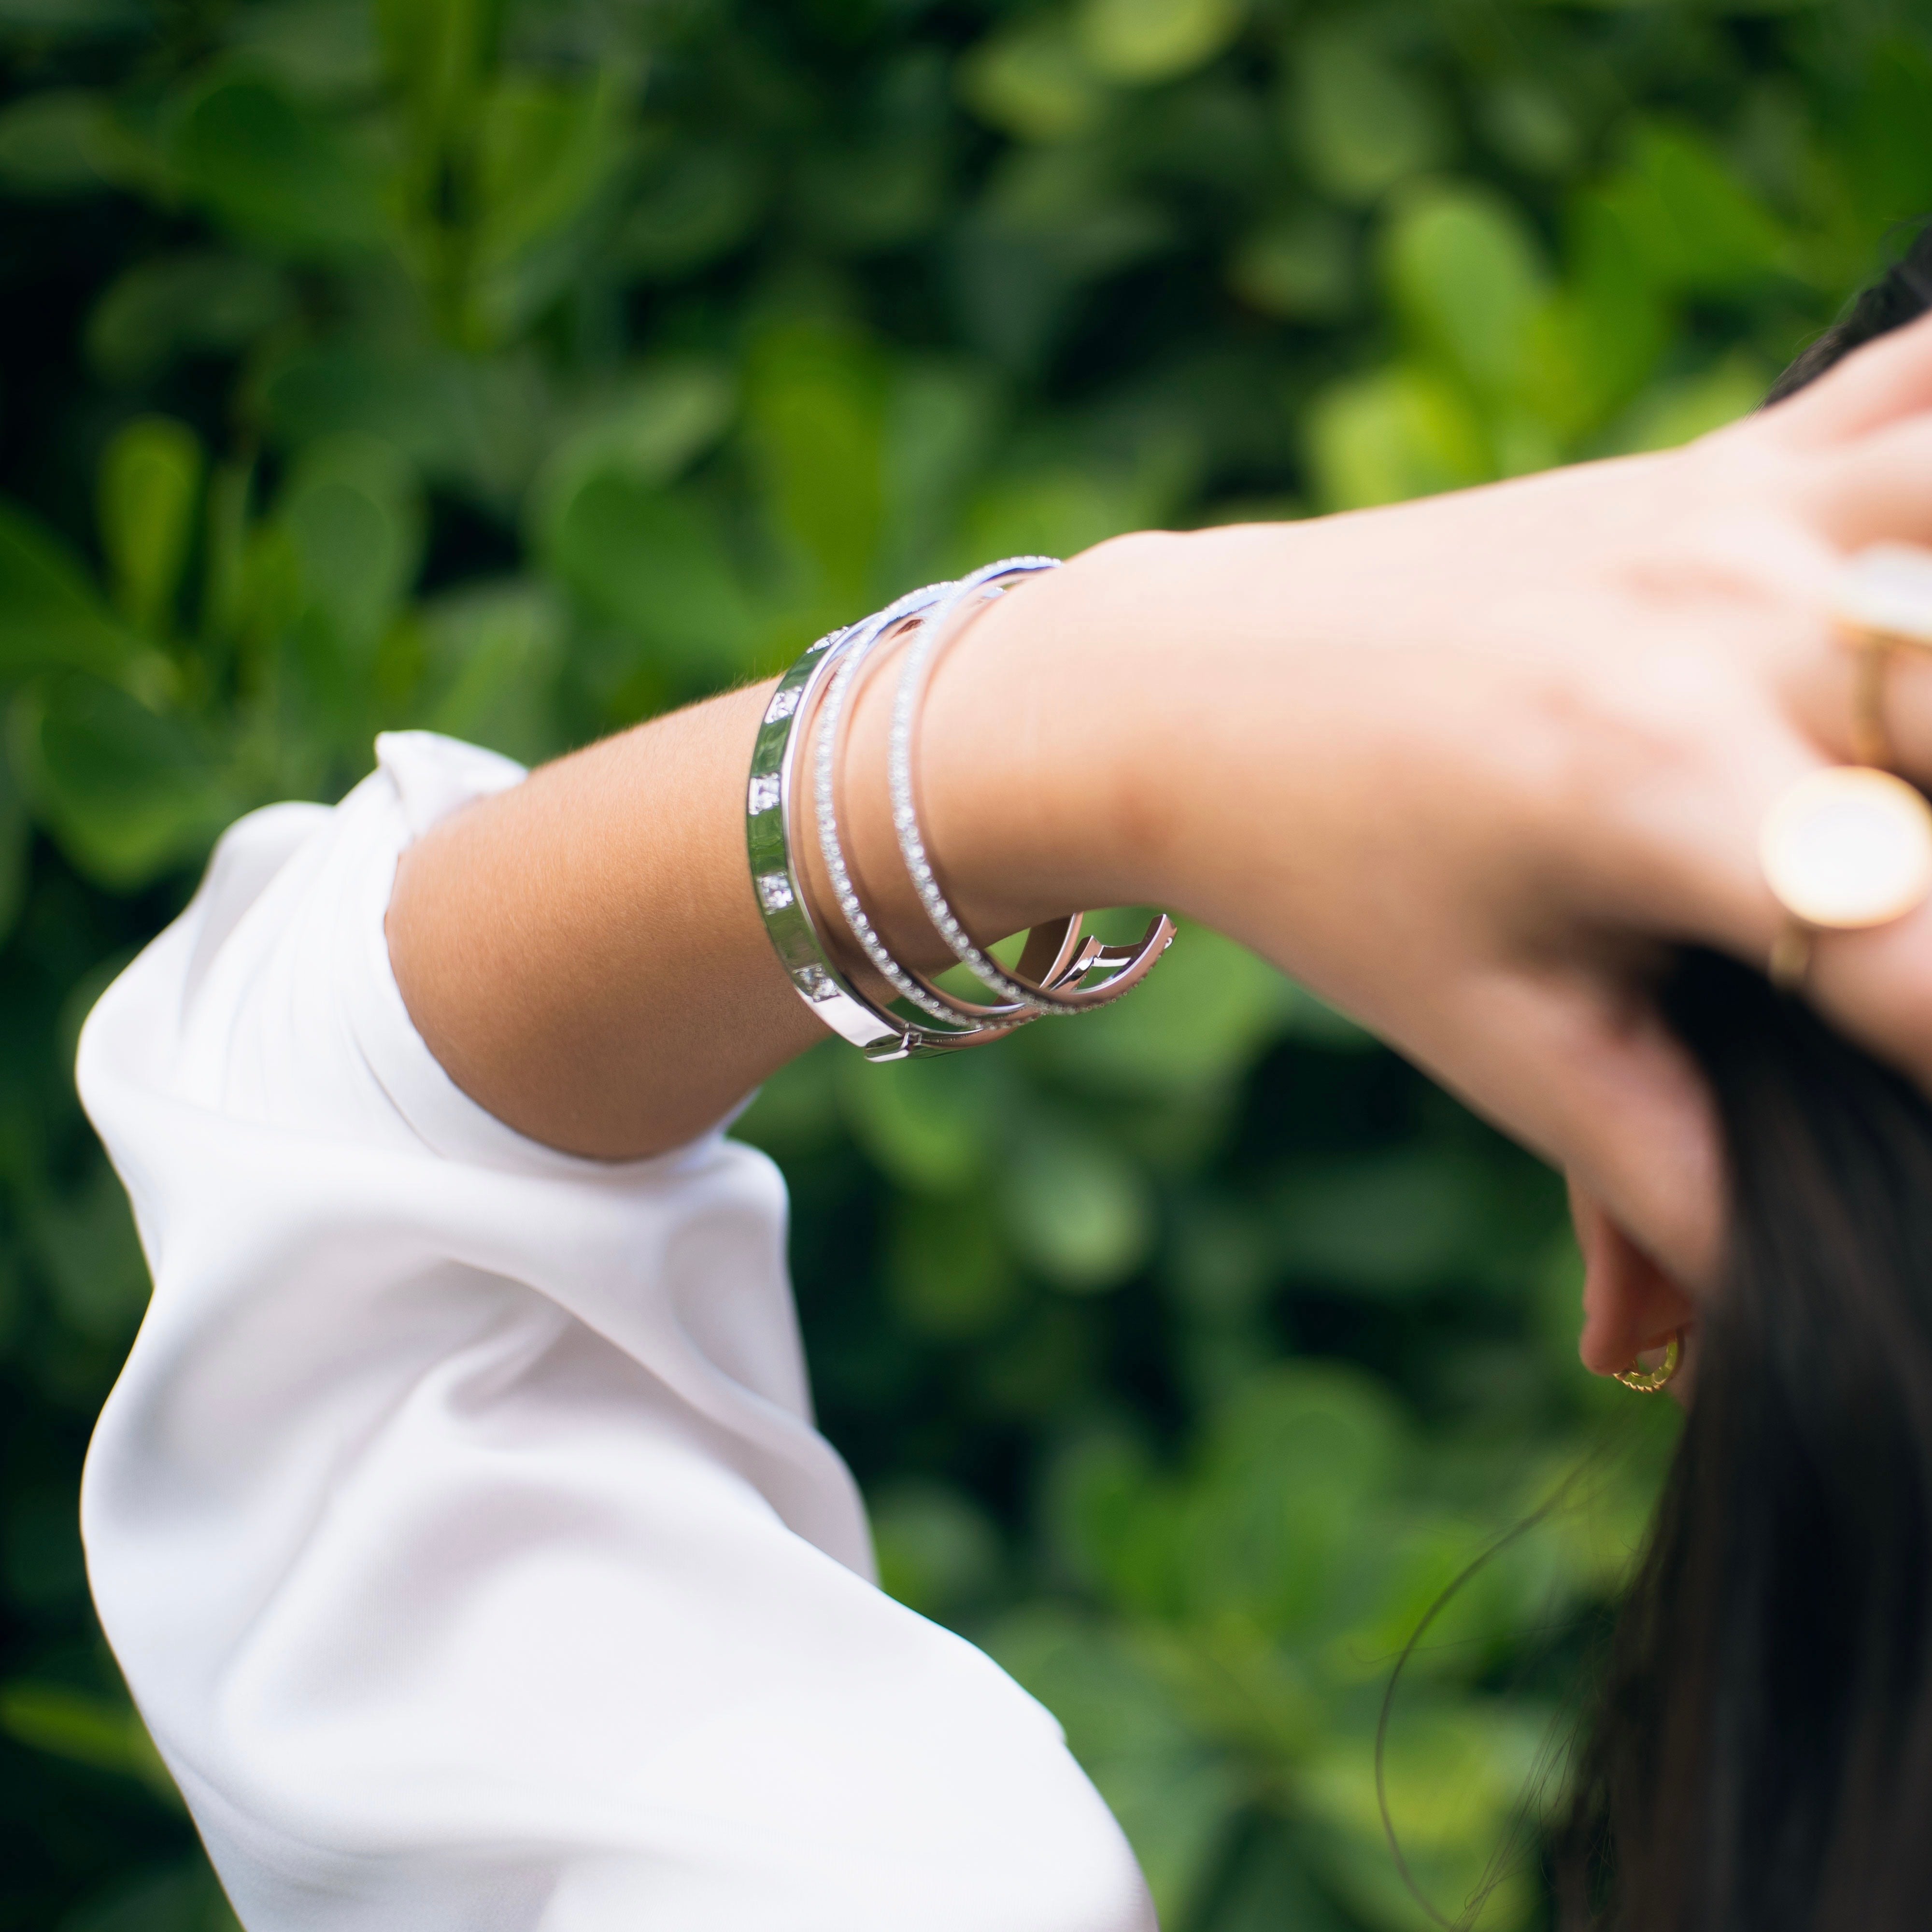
[77,731,1154,1932]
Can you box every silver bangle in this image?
[745,617,969,1060]
[751,559,1179,1056]
[888,560,1177,1014]
[814,597,1080,1031]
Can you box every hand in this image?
[926,314,1932,1348]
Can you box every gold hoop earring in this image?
[1614,1329,1683,1394]
[1607,1329,1685,1391]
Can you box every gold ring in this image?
[1834,543,1932,770]
[1614,1330,1683,1394]
[1767,924,1812,993]
[1760,767,1932,987]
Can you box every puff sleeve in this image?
[76,731,1154,1932]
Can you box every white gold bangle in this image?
[814,600,1037,1031]
[887,559,1176,1014]
[746,611,978,1060]
[751,558,1179,1056]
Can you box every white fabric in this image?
[77,731,1153,1932]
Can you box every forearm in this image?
[385,686,817,1157]
[384,540,1171,1159]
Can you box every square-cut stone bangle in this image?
[746,586,999,1060]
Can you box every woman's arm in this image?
[381,581,1153,1161]
[388,312,1932,1295]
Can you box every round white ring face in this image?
[1835,542,1932,646]
[1760,767,1932,930]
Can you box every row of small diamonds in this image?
[813,587,994,1032]
[887,558,1084,1015]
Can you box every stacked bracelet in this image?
[888,563,1174,1015]
[746,558,1175,1060]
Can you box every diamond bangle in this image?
[887,560,1176,1015]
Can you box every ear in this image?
[1570,1177,1697,1377]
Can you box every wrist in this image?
[908,532,1188,929]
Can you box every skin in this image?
[389,311,1932,1389]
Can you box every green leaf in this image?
[526,359,736,535]
[279,434,424,662]
[169,73,386,260]
[86,252,290,384]
[0,0,144,40]
[958,464,1149,566]
[885,1192,1023,1339]
[959,17,1112,144]
[1023,921,1293,1095]
[951,151,1176,368]
[986,1606,1243,1925]
[1299,1702,1548,1932]
[1306,365,1491,511]
[99,417,204,637]
[1207,1824,1357,1932]
[9,676,232,889]
[539,473,757,686]
[614,141,765,280]
[1535,191,1673,434]
[1042,1427,1167,1600]
[879,360,1004,584]
[797,129,950,256]
[1273,1150,1488,1297]
[1612,351,1770,452]
[469,71,631,342]
[476,72,627,269]
[1000,1123,1153,1291]
[1594,120,1785,296]
[415,581,563,767]
[262,345,548,505]
[1181,1364,1406,1630]
[1481,79,1582,180]
[1841,41,1932,232]
[225,0,382,99]
[1383,183,1550,402]
[1290,28,1450,204]
[0,731,25,949]
[0,501,155,687]
[837,1049,1007,1195]
[0,90,120,196]
[374,0,500,146]
[1229,209,1358,322]
[0,1680,179,1804]
[727,1040,842,1161]
[868,1479,1004,1619]
[744,325,886,611]
[59,1859,242,1932]
[24,1157,148,1343]
[1075,0,1248,86]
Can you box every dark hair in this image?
[1765,221,1932,406]
[1551,233,1932,1930]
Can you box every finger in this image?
[1775,462,1932,785]
[1762,306,1932,449]
[1782,578,1932,788]
[1803,410,1932,547]
[1664,635,1932,1142]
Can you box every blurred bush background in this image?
[0,0,1921,1926]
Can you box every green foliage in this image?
[0,0,1911,1925]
